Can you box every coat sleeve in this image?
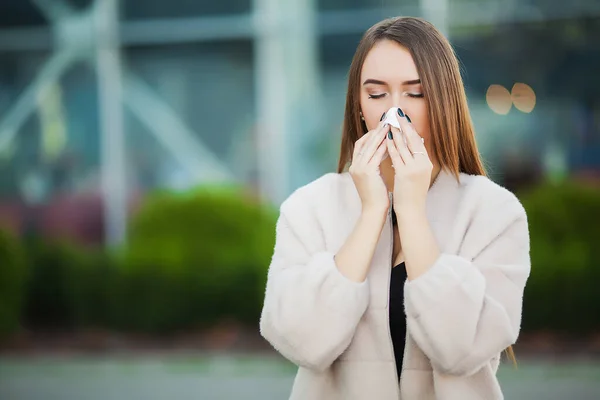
[404,200,531,376]
[259,199,370,372]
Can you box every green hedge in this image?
[520,180,600,333]
[0,230,27,337]
[21,238,112,330]
[0,185,277,338]
[115,186,277,333]
[3,179,598,338]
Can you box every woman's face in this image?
[359,39,431,157]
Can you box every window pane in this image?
[124,40,255,189]
[0,1,46,28]
[122,0,251,20]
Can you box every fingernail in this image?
[406,114,411,123]
[397,108,405,118]
[388,130,393,140]
[380,112,386,121]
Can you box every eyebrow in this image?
[362,78,421,86]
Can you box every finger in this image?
[353,120,388,162]
[353,130,371,154]
[399,114,427,155]
[366,117,390,139]
[354,121,382,152]
[359,123,388,163]
[353,135,367,161]
[368,139,388,165]
[353,131,374,161]
[386,133,404,169]
[391,125,413,165]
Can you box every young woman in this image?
[260,16,530,400]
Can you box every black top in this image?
[389,261,408,380]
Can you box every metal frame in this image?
[1,2,600,51]
[0,0,237,247]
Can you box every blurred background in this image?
[0,0,599,399]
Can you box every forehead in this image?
[360,39,419,82]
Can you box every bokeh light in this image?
[486,84,512,115]
[511,82,536,113]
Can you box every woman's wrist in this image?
[361,204,389,221]
[358,206,389,235]
[394,205,427,225]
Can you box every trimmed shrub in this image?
[520,180,600,333]
[21,238,113,330]
[0,230,27,337]
[113,186,277,333]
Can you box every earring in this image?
[359,111,365,121]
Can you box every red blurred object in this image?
[0,192,142,245]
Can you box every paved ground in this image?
[1,353,599,399]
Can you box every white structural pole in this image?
[252,0,319,205]
[253,0,289,204]
[95,0,127,247]
[420,0,449,37]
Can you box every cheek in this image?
[361,98,387,131]
[410,106,435,159]
[411,105,430,139]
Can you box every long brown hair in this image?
[337,16,485,179]
[337,16,517,366]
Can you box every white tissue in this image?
[382,107,401,129]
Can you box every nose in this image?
[390,94,410,119]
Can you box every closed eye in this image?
[368,93,386,99]
[407,93,424,98]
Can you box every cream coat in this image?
[260,169,531,399]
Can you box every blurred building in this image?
[0,0,598,246]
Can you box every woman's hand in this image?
[336,119,391,283]
[386,113,433,219]
[386,113,440,280]
[349,120,390,215]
